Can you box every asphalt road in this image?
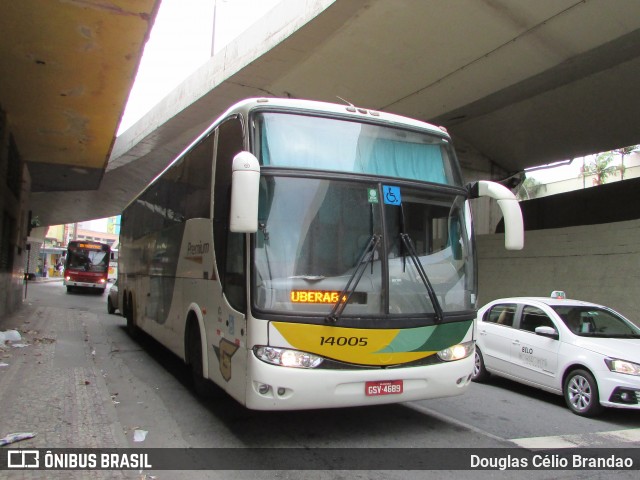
[15,281,640,479]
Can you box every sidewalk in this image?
[0,299,136,479]
[24,276,64,283]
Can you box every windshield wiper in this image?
[399,233,444,323]
[326,234,380,323]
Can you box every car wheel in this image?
[107,297,115,315]
[472,347,490,382]
[563,369,603,416]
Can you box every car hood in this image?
[575,337,640,361]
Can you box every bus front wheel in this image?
[186,320,221,398]
[187,321,206,395]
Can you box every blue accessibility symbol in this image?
[383,185,401,205]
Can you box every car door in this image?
[477,303,519,374]
[509,304,560,389]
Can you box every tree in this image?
[516,177,545,200]
[579,152,619,186]
[614,145,638,180]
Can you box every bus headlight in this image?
[437,341,474,362]
[605,358,640,376]
[254,346,324,369]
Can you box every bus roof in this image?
[128,97,455,211]
[220,97,450,138]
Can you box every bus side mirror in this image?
[230,151,260,233]
[468,180,524,250]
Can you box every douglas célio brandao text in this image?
[470,453,634,470]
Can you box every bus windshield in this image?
[253,176,474,321]
[256,112,462,186]
[66,243,109,273]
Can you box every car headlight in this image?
[254,346,324,368]
[437,341,475,362]
[605,358,640,376]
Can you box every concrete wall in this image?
[0,107,30,317]
[477,219,640,324]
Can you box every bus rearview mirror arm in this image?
[230,152,261,233]
[467,180,524,250]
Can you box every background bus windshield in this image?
[67,245,109,273]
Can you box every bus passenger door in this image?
[210,117,248,403]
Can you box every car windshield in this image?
[552,306,640,338]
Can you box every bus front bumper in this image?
[244,353,474,411]
[64,280,106,290]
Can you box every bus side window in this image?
[213,117,246,312]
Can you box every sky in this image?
[118,0,280,134]
[80,1,280,232]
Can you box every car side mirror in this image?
[535,325,558,339]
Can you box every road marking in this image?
[406,402,517,446]
[511,428,640,449]
[409,402,640,450]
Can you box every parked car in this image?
[473,293,640,416]
[107,280,120,315]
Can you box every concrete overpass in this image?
[2,0,640,317]
[12,0,640,227]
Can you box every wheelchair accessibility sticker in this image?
[383,186,401,205]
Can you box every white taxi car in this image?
[473,293,640,416]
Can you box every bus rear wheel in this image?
[107,297,115,314]
[125,292,138,339]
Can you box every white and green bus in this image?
[119,98,523,410]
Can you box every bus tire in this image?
[186,320,205,395]
[125,292,139,339]
[186,319,221,399]
[107,297,115,315]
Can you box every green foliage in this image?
[580,152,620,185]
[614,145,638,156]
[516,177,545,200]
[614,145,638,180]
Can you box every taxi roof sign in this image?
[550,290,566,299]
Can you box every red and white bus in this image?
[64,240,111,294]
